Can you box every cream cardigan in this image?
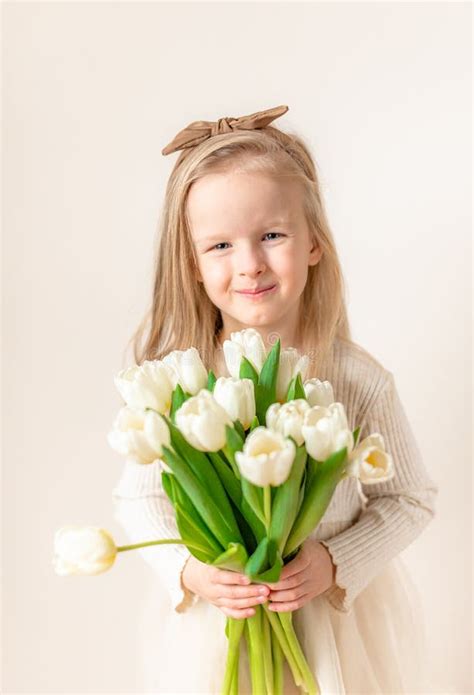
[111,338,438,614]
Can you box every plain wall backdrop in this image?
[3,1,472,693]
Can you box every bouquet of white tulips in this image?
[53,328,394,695]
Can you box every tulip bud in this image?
[107,406,170,464]
[266,399,310,446]
[53,527,117,576]
[162,347,208,396]
[174,388,234,452]
[235,426,296,487]
[223,328,267,379]
[301,402,354,462]
[213,377,256,429]
[276,348,309,402]
[303,378,335,408]
[346,433,394,484]
[114,360,174,414]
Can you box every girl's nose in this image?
[237,246,267,277]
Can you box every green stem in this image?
[271,624,284,695]
[262,608,274,693]
[262,605,303,688]
[244,620,258,692]
[278,612,319,695]
[264,485,272,529]
[221,617,245,695]
[230,662,238,695]
[246,606,266,693]
[116,538,211,554]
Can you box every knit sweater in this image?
[111,338,438,615]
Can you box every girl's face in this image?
[187,171,322,346]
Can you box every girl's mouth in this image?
[235,284,277,298]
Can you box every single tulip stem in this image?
[221,617,244,695]
[278,612,319,695]
[264,485,272,529]
[117,539,210,554]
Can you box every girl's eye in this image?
[210,232,284,252]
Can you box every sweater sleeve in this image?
[319,370,438,614]
[111,457,199,613]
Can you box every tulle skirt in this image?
[134,551,432,695]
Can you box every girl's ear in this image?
[308,239,323,266]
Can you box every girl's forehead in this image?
[186,172,304,228]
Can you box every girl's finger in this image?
[215,569,251,586]
[265,567,308,591]
[268,580,311,604]
[268,592,313,613]
[218,593,268,610]
[218,584,270,600]
[219,605,256,620]
[273,552,310,582]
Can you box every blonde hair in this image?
[126,124,355,379]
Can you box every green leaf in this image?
[161,444,239,549]
[223,424,244,478]
[256,339,281,423]
[165,419,243,543]
[169,384,187,423]
[269,444,307,554]
[241,478,266,527]
[207,451,242,508]
[283,446,349,556]
[207,450,258,550]
[245,536,269,578]
[293,372,306,400]
[285,372,306,402]
[170,475,224,553]
[161,471,175,505]
[249,415,260,431]
[353,426,361,448]
[254,551,283,583]
[241,496,266,545]
[175,503,222,562]
[245,538,283,582]
[234,419,246,440]
[212,542,249,572]
[239,356,259,387]
[206,370,217,392]
[230,498,259,555]
[284,375,297,402]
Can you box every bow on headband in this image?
[161,104,289,156]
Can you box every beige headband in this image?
[161,104,289,156]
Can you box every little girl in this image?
[112,105,438,694]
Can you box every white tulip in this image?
[174,388,234,452]
[304,378,335,408]
[53,527,117,576]
[107,406,170,464]
[223,328,267,379]
[346,433,394,484]
[235,426,296,487]
[276,348,309,402]
[162,347,208,396]
[301,402,354,462]
[213,377,256,429]
[114,360,174,414]
[266,399,310,446]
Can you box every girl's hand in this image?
[264,539,336,612]
[182,555,270,619]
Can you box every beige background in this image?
[3,1,472,693]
